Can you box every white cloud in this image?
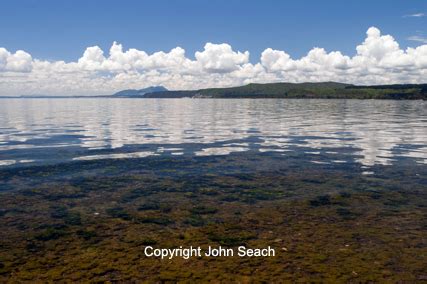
[407,35,427,44]
[77,41,196,73]
[77,46,107,70]
[195,43,249,73]
[0,48,33,72]
[356,27,400,60]
[403,13,425,18]
[1,26,427,96]
[261,48,294,72]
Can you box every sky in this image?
[0,0,427,96]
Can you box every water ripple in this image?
[0,98,426,166]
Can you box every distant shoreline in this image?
[2,82,426,100]
[1,97,426,100]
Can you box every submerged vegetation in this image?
[0,152,426,281]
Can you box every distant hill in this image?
[2,82,425,99]
[143,82,427,100]
[112,86,168,97]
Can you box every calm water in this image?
[0,98,426,168]
[1,98,426,282]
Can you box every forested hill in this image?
[143,82,427,100]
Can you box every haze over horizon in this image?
[1,0,427,96]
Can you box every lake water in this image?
[0,98,426,167]
[0,98,426,281]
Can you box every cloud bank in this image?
[1,27,427,96]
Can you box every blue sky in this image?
[1,0,426,62]
[1,0,427,95]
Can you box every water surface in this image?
[0,98,426,282]
[0,98,426,167]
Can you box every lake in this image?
[1,98,426,167]
[0,98,426,281]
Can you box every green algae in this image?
[309,195,332,206]
[184,214,205,227]
[106,207,132,221]
[137,216,174,225]
[35,227,67,241]
[207,231,257,246]
[190,206,218,215]
[76,229,97,241]
[137,203,161,211]
[0,153,425,282]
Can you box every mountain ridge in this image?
[141,82,427,100]
[112,86,168,97]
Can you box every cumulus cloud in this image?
[1,26,427,96]
[195,43,249,73]
[356,27,400,60]
[0,48,32,72]
[261,48,294,71]
[77,41,196,73]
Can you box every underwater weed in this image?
[76,230,97,240]
[106,207,132,221]
[64,212,82,226]
[137,217,174,225]
[184,215,205,227]
[35,227,67,241]
[339,192,352,198]
[190,206,218,215]
[207,231,256,246]
[336,208,360,220]
[309,195,331,207]
[140,238,157,245]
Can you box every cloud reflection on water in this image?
[0,98,425,166]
